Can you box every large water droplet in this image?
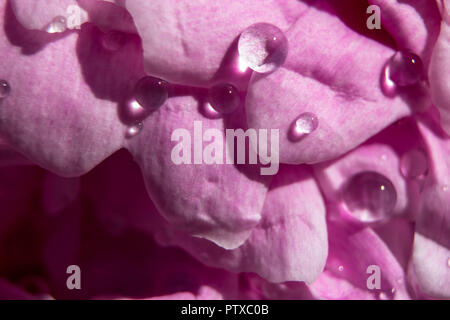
[0,80,11,98]
[400,149,428,179]
[208,83,240,114]
[102,31,126,51]
[126,122,143,138]
[45,16,67,33]
[342,171,397,224]
[238,23,288,73]
[134,76,168,111]
[288,112,319,141]
[385,51,424,87]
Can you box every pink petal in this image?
[412,112,450,298]
[246,1,431,165]
[314,119,423,220]
[124,0,307,86]
[368,0,441,64]
[429,1,450,134]
[152,165,328,284]
[126,95,271,249]
[0,2,143,176]
[316,211,411,300]
[10,0,85,31]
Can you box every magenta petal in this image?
[124,0,307,86]
[246,2,430,165]
[412,113,450,298]
[153,165,328,284]
[126,95,271,249]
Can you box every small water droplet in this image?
[45,16,67,33]
[379,292,389,300]
[238,23,288,73]
[134,76,168,111]
[102,31,126,51]
[338,265,344,272]
[443,185,449,192]
[342,171,397,224]
[400,149,428,179]
[0,80,11,98]
[385,51,424,87]
[288,112,319,142]
[208,83,240,114]
[447,258,450,268]
[126,122,143,138]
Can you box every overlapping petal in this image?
[124,0,307,87]
[246,1,432,165]
[412,111,450,298]
[152,165,328,284]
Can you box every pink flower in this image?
[0,0,448,300]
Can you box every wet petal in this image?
[124,0,307,86]
[0,2,143,176]
[246,1,431,165]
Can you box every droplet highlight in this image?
[0,80,11,98]
[288,112,319,142]
[238,23,288,73]
[45,16,67,33]
[400,149,428,179]
[126,122,143,138]
[102,31,126,51]
[134,76,168,111]
[208,83,240,114]
[342,171,397,224]
[385,51,424,87]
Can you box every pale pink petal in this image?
[429,1,450,134]
[153,165,328,284]
[126,95,271,249]
[412,112,450,298]
[124,0,307,86]
[0,1,143,176]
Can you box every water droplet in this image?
[201,102,222,119]
[238,23,288,73]
[102,31,126,51]
[45,16,67,33]
[126,122,143,138]
[342,171,397,224]
[208,83,240,114]
[288,112,319,141]
[338,266,344,272]
[378,292,389,300]
[0,80,11,98]
[447,258,450,268]
[385,51,424,87]
[443,185,449,192]
[400,149,428,179]
[134,76,168,111]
